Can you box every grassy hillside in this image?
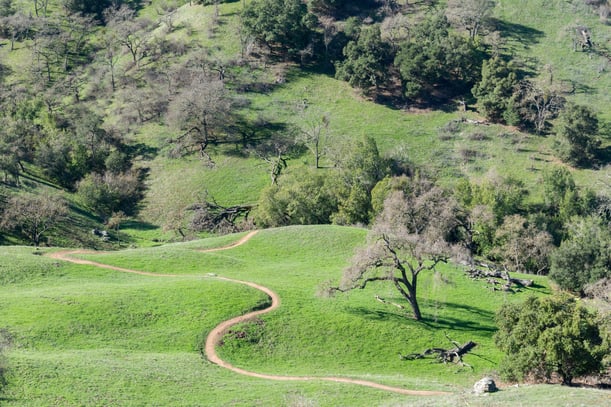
[132,0,610,236]
[1,226,608,405]
[0,0,609,246]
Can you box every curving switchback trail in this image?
[47,230,450,397]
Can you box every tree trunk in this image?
[406,283,421,320]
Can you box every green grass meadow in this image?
[2,226,608,406]
[1,1,610,405]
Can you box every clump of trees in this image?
[254,136,390,227]
[550,216,611,293]
[242,0,318,60]
[495,294,609,385]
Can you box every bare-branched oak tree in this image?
[167,76,232,164]
[0,193,68,247]
[335,179,468,320]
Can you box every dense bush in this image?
[495,294,609,385]
[550,216,611,292]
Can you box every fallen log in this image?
[400,336,477,365]
[466,266,533,289]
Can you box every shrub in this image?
[495,294,609,385]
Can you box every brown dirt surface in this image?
[47,230,451,396]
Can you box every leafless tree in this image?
[167,76,232,164]
[1,193,68,247]
[33,0,50,17]
[335,179,468,320]
[516,80,565,134]
[491,214,554,274]
[446,0,496,41]
[380,13,410,51]
[297,111,330,169]
[106,6,152,67]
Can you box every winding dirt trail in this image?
[47,230,450,397]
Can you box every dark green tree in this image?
[77,171,144,218]
[254,169,337,227]
[555,103,601,166]
[471,57,519,122]
[335,24,393,95]
[330,136,389,224]
[495,294,608,385]
[394,13,484,100]
[550,216,611,293]
[242,0,316,60]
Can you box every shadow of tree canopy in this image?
[123,143,159,161]
[418,301,497,334]
[490,18,545,47]
[345,300,497,334]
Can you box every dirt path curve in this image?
[47,230,449,397]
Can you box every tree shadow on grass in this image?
[345,306,411,324]
[120,220,158,232]
[345,300,497,334]
[419,301,497,334]
[490,19,545,47]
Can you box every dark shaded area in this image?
[345,300,497,334]
[123,143,158,161]
[490,18,545,47]
[120,219,158,232]
[595,145,611,166]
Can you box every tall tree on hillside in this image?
[334,178,466,320]
[335,24,393,95]
[297,111,331,169]
[0,193,68,247]
[242,0,316,60]
[394,13,484,100]
[471,56,519,123]
[167,76,232,163]
[555,103,601,166]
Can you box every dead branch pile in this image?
[466,263,533,292]
[400,335,477,367]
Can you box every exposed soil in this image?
[47,231,450,397]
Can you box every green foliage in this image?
[555,103,601,166]
[77,171,144,218]
[255,136,387,227]
[472,57,519,123]
[394,13,484,100]
[542,166,577,212]
[495,294,608,385]
[459,174,527,223]
[63,0,126,21]
[254,169,337,227]
[549,216,611,292]
[335,24,393,93]
[456,174,528,256]
[242,0,316,59]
